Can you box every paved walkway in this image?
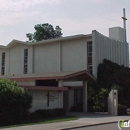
[0,112,130,130]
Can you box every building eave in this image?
[0,70,96,82]
[0,34,92,49]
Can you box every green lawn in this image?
[0,116,78,129]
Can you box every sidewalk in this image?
[0,112,130,130]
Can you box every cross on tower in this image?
[121,8,127,42]
[122,8,127,29]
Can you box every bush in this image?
[0,79,32,125]
[34,108,65,119]
[93,88,108,112]
[29,112,42,120]
[118,104,127,115]
[97,59,130,109]
[54,108,66,116]
[35,109,49,118]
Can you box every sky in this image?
[0,0,130,46]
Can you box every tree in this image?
[88,59,130,112]
[0,79,32,125]
[26,23,63,42]
[94,88,108,112]
[97,59,130,107]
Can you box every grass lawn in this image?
[0,115,78,129]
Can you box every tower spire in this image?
[122,8,127,29]
[121,8,127,42]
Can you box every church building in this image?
[0,27,129,112]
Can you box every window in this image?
[35,80,58,86]
[24,49,28,74]
[1,52,5,75]
[74,90,78,104]
[87,41,93,74]
[45,92,50,107]
[47,92,49,107]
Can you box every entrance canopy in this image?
[1,70,96,82]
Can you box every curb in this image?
[58,120,129,130]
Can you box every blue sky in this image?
[0,0,130,45]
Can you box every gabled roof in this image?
[0,40,27,49]
[0,34,92,49]
[0,70,96,82]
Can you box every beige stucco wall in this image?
[109,27,126,42]
[0,37,92,77]
[17,81,35,86]
[0,44,34,76]
[9,44,33,75]
[61,38,87,71]
[0,33,128,79]
[92,30,129,77]
[30,90,59,112]
[34,42,60,73]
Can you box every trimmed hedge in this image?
[29,108,66,120]
[118,104,127,115]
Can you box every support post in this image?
[58,80,63,108]
[83,81,87,113]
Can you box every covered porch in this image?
[7,70,96,112]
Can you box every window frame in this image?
[23,49,28,74]
[1,52,5,75]
[87,41,93,74]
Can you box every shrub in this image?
[118,104,127,115]
[54,108,66,116]
[0,79,32,125]
[29,112,42,120]
[97,59,130,108]
[35,109,50,118]
[94,88,108,112]
[34,108,65,119]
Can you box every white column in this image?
[83,81,87,113]
[58,80,63,108]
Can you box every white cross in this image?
[121,8,127,42]
[122,8,127,30]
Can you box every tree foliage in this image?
[88,82,108,112]
[88,59,130,112]
[94,88,108,111]
[0,79,32,125]
[97,59,130,106]
[26,23,63,42]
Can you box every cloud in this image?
[0,0,61,26]
[0,0,60,11]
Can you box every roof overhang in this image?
[0,70,96,82]
[0,34,92,49]
[20,86,68,91]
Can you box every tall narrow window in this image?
[87,41,92,74]
[74,90,78,104]
[47,92,49,107]
[1,52,5,75]
[24,49,28,74]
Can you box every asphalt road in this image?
[69,123,126,130]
